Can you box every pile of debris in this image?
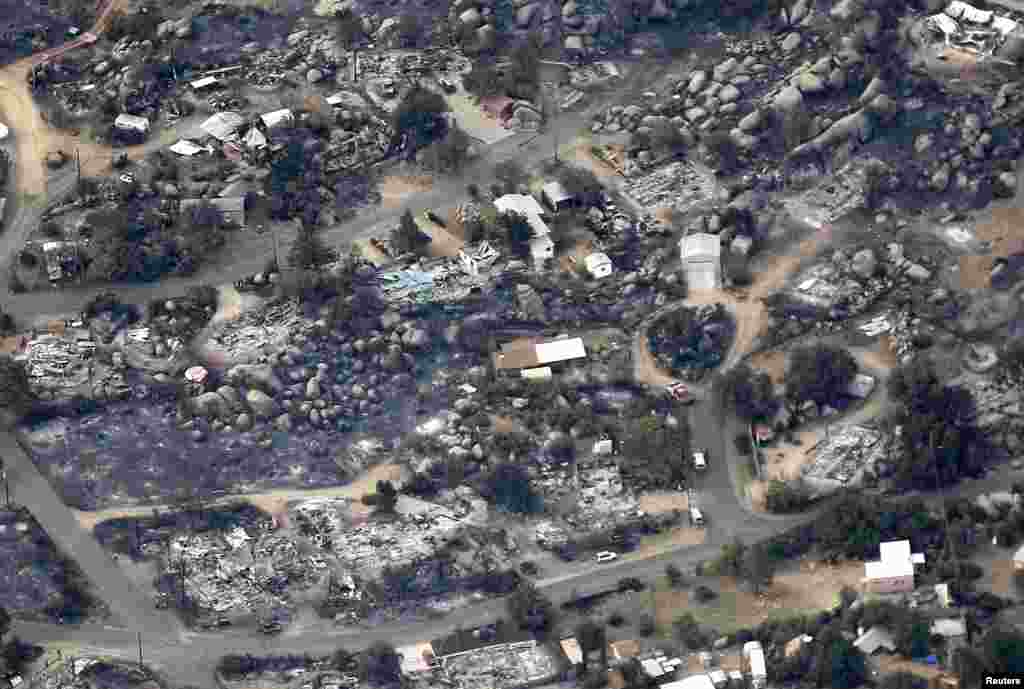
[289,495,480,576]
[954,377,1024,454]
[624,161,717,212]
[202,298,310,362]
[801,424,890,496]
[439,641,561,689]
[167,523,326,627]
[533,461,641,535]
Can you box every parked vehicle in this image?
[692,449,707,471]
[595,551,618,564]
[689,505,705,527]
[666,382,695,405]
[439,77,456,92]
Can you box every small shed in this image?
[680,232,723,291]
[169,140,206,157]
[190,76,220,91]
[584,252,613,279]
[260,108,295,130]
[114,113,150,133]
[542,180,575,211]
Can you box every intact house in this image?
[494,193,556,267]
[542,180,576,212]
[862,539,926,594]
[680,233,722,291]
[493,337,587,376]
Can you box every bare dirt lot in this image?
[379,173,434,210]
[649,559,864,634]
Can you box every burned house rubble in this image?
[801,424,891,497]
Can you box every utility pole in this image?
[271,225,281,271]
[137,632,143,667]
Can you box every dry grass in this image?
[639,491,689,514]
[649,560,864,634]
[876,654,946,681]
[747,350,788,386]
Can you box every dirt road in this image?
[633,218,835,388]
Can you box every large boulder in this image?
[773,85,804,113]
[246,389,276,419]
[226,364,283,394]
[192,392,228,419]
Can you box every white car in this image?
[595,551,618,564]
[689,506,705,527]
[119,173,135,184]
[693,450,707,471]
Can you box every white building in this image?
[260,108,295,130]
[114,113,150,134]
[661,675,715,689]
[742,641,767,688]
[584,252,613,278]
[863,539,926,594]
[494,337,587,371]
[680,233,722,290]
[495,194,554,267]
[1014,544,1024,570]
[200,111,245,142]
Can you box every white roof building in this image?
[680,232,722,291]
[243,128,267,150]
[200,112,245,141]
[114,113,150,132]
[542,180,574,209]
[530,234,555,263]
[854,626,897,654]
[864,539,926,581]
[169,140,207,157]
[662,675,715,689]
[1014,544,1024,569]
[260,108,295,129]
[930,618,967,638]
[190,76,219,90]
[584,252,613,278]
[535,338,586,364]
[494,194,547,220]
[560,638,583,665]
[946,0,992,24]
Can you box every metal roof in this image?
[854,626,896,654]
[169,140,205,156]
[542,180,573,203]
[535,337,586,364]
[494,194,547,219]
[661,676,715,689]
[190,76,219,89]
[681,232,721,260]
[685,262,719,291]
[200,111,245,141]
[560,638,583,665]
[260,108,294,129]
[865,540,922,580]
[114,113,150,131]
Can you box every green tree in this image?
[396,14,419,48]
[506,582,554,632]
[557,165,604,207]
[0,606,9,639]
[743,543,775,594]
[887,357,984,487]
[812,623,866,689]
[494,160,528,193]
[360,641,401,686]
[391,210,430,255]
[980,625,1024,676]
[574,619,607,672]
[665,563,684,587]
[717,364,777,421]
[618,413,689,487]
[879,672,926,689]
[497,211,534,257]
[785,344,858,410]
[374,480,398,515]
[288,225,337,270]
[0,356,33,416]
[392,86,449,150]
[483,463,539,513]
[335,8,364,50]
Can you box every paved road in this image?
[11,500,816,687]
[0,432,182,639]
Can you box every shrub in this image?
[694,585,717,603]
[607,611,626,627]
[637,614,656,637]
[765,480,813,513]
